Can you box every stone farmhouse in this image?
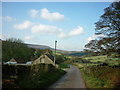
[32,52,55,66]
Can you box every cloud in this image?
[14,21,33,30]
[59,26,84,38]
[68,26,84,36]
[0,34,8,40]
[87,34,105,42]
[2,16,15,21]
[58,33,66,38]
[41,8,65,21]
[29,9,39,18]
[0,34,2,39]
[29,8,65,21]
[31,24,84,38]
[31,24,62,34]
[24,35,35,40]
[13,19,84,39]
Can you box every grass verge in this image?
[78,64,120,88]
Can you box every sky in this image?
[1,2,111,51]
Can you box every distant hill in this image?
[68,52,89,57]
[2,40,85,55]
[26,44,51,50]
[26,43,73,53]
[26,43,89,57]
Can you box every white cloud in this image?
[29,9,39,18]
[0,34,8,40]
[59,26,84,38]
[58,33,66,38]
[41,8,65,21]
[2,16,15,21]
[13,19,84,39]
[14,21,33,30]
[0,34,2,39]
[29,8,65,21]
[24,35,35,40]
[31,24,84,38]
[68,26,84,36]
[31,24,62,34]
[87,34,105,42]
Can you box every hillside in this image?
[2,40,88,57]
[27,43,89,57]
[68,52,89,57]
[26,44,51,50]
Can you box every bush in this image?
[59,64,70,69]
[55,55,66,64]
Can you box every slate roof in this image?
[9,58,17,62]
[45,53,54,61]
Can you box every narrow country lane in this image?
[48,65,86,88]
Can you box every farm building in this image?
[26,61,32,65]
[32,52,55,66]
[5,58,17,64]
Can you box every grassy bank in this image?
[81,66,120,88]
[73,55,120,88]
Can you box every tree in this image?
[2,38,35,63]
[33,49,53,59]
[95,1,120,56]
[85,39,103,55]
[55,54,67,64]
[85,2,120,56]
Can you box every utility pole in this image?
[54,40,57,66]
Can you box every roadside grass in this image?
[82,72,106,88]
[81,66,120,88]
[75,64,120,88]
[73,55,120,88]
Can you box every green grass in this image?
[83,55,108,62]
[81,66,120,88]
[52,51,66,55]
[82,55,120,65]
[59,63,70,69]
[73,55,120,88]
[82,72,106,88]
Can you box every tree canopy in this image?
[2,38,54,63]
[85,1,120,56]
[2,38,35,63]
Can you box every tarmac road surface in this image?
[48,65,86,88]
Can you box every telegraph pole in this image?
[54,40,57,65]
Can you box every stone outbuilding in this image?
[5,58,17,64]
[32,53,55,66]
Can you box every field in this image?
[73,55,120,88]
[82,55,120,65]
